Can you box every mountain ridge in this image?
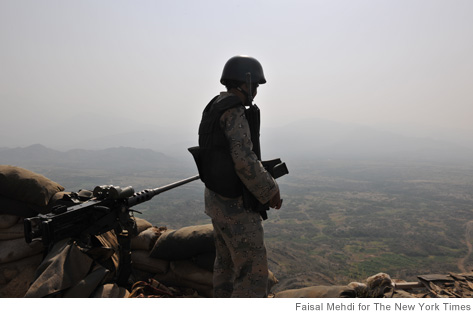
[0,144,183,172]
[2,116,472,162]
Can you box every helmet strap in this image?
[231,73,254,106]
[245,72,254,105]
[236,87,252,106]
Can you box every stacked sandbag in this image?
[129,218,171,285]
[0,165,65,298]
[0,214,44,297]
[130,223,216,297]
[130,222,278,298]
[150,224,215,261]
[0,165,65,216]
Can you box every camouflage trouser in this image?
[205,188,268,298]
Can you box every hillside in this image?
[2,144,473,294]
[264,158,473,291]
[4,117,473,162]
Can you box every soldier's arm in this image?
[220,106,279,205]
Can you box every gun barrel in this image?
[127,174,200,207]
[152,174,200,195]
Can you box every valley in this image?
[3,147,473,291]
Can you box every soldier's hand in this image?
[269,190,282,209]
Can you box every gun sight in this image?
[93,185,135,200]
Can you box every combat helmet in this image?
[220,55,266,85]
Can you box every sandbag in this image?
[0,222,24,240]
[274,285,356,298]
[131,226,163,251]
[170,260,213,287]
[0,261,39,298]
[0,196,42,217]
[135,217,153,234]
[0,165,64,209]
[150,224,214,260]
[131,250,169,274]
[92,283,129,298]
[0,253,43,286]
[0,214,19,229]
[0,238,43,264]
[191,252,215,272]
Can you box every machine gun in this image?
[24,174,200,286]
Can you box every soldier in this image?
[196,55,282,297]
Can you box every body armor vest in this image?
[197,94,261,198]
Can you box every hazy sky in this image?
[1,0,472,148]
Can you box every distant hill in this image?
[0,144,183,172]
[2,117,472,163]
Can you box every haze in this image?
[1,0,472,154]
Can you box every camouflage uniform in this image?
[204,92,278,298]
